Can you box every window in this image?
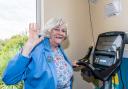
[0,0,37,40]
[0,0,41,88]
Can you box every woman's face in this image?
[49,25,67,46]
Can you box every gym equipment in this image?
[77,31,127,89]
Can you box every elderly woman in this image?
[2,17,76,89]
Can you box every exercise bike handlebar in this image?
[77,48,121,81]
[77,60,121,81]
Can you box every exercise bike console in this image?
[77,31,126,89]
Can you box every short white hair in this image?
[41,17,68,38]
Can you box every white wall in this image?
[90,0,128,41]
[90,0,128,57]
[43,0,94,89]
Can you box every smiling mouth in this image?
[55,36,63,39]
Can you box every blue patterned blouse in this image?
[53,49,73,89]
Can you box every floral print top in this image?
[53,49,73,89]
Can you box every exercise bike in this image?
[76,31,127,89]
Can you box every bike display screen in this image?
[96,35,122,52]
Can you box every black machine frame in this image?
[93,31,125,69]
[77,31,127,89]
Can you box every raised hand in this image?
[28,23,44,46]
[21,23,44,58]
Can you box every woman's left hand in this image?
[72,60,79,67]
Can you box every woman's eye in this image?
[53,28,67,33]
[61,29,66,33]
[54,28,60,31]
